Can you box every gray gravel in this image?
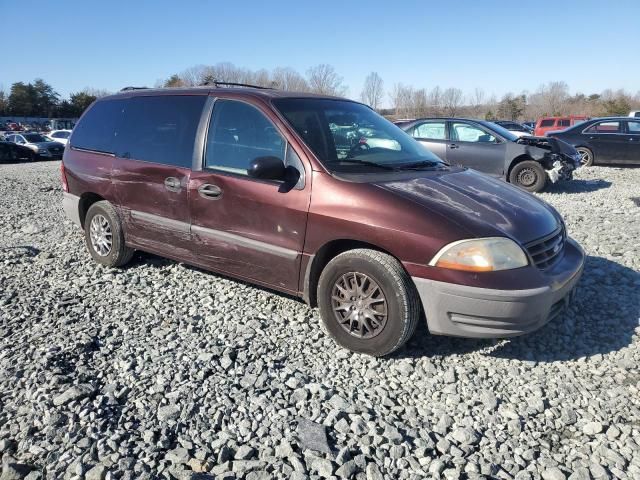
[1,161,639,479]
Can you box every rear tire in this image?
[509,160,547,193]
[317,249,420,357]
[84,201,134,268]
[576,147,594,167]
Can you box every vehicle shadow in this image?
[396,255,639,362]
[544,178,612,194]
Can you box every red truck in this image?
[534,116,588,137]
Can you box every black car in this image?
[0,141,36,163]
[400,118,581,192]
[547,117,640,166]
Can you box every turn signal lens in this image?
[430,238,528,272]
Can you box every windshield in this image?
[483,122,519,142]
[273,98,444,172]
[24,134,48,143]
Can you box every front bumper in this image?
[413,238,585,338]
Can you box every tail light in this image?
[60,162,68,192]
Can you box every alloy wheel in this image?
[89,214,112,256]
[578,149,592,166]
[331,272,388,339]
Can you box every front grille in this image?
[48,146,63,154]
[525,226,566,270]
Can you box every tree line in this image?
[0,80,108,118]
[3,65,639,122]
[388,81,640,121]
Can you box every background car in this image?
[534,115,588,137]
[48,129,72,145]
[547,117,640,166]
[0,141,36,163]
[5,132,65,159]
[401,117,580,192]
[629,111,640,118]
[494,120,533,137]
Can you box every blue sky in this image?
[3,0,639,104]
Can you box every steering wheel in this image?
[348,141,371,156]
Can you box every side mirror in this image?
[248,156,286,180]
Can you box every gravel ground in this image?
[0,161,639,480]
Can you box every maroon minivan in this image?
[62,86,585,356]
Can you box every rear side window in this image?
[585,121,621,134]
[117,95,206,167]
[71,99,125,153]
[558,119,571,127]
[626,121,640,134]
[540,119,555,127]
[413,121,446,140]
[204,99,286,175]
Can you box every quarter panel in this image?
[63,148,116,202]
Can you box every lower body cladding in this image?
[413,239,585,338]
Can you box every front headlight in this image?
[429,237,528,272]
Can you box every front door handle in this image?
[449,143,460,149]
[198,184,222,199]
[164,177,181,192]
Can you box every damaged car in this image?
[400,118,581,192]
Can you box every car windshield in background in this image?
[274,98,443,172]
[24,134,48,143]
[482,122,519,142]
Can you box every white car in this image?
[629,111,640,118]
[48,130,72,145]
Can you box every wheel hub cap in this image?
[90,214,112,257]
[518,168,536,187]
[331,272,388,339]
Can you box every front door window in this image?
[205,100,286,175]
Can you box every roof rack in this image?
[202,80,274,90]
[120,86,149,91]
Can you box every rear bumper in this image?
[62,192,81,226]
[413,238,585,338]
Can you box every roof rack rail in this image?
[120,86,149,91]
[202,80,274,90]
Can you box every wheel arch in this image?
[303,239,401,307]
[506,154,537,181]
[78,192,106,228]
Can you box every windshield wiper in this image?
[395,160,448,170]
[332,159,398,171]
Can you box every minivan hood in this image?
[376,168,560,244]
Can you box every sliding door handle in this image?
[198,184,223,199]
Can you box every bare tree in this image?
[442,87,463,116]
[306,64,346,96]
[468,87,485,118]
[178,65,209,86]
[390,83,415,118]
[427,86,443,116]
[360,72,384,110]
[535,81,569,116]
[271,67,309,91]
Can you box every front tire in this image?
[317,249,420,356]
[576,147,594,167]
[84,201,134,267]
[509,160,547,192]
